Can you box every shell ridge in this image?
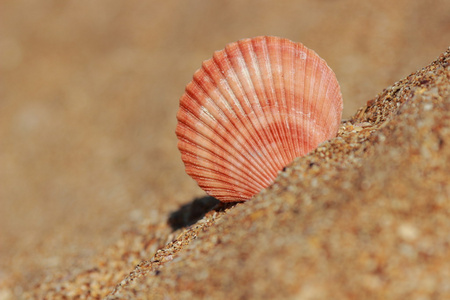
[188,165,262,198]
[330,73,343,135]
[311,55,327,142]
[187,66,268,168]
[325,83,342,137]
[177,100,272,187]
[319,64,336,138]
[277,37,295,162]
[208,52,282,180]
[305,49,316,155]
[293,44,308,158]
[265,36,293,166]
[177,127,268,189]
[223,43,282,177]
[294,44,308,156]
[261,36,291,167]
[213,48,281,177]
[184,161,265,196]
[281,40,296,159]
[201,187,254,202]
[280,38,298,162]
[194,66,236,118]
[177,131,271,189]
[250,37,290,170]
[215,49,247,116]
[187,165,263,194]
[303,48,314,155]
[299,117,326,151]
[230,41,281,172]
[236,38,287,171]
[274,37,291,163]
[313,58,341,139]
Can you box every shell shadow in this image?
[168,196,221,231]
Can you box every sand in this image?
[0,1,449,299]
[22,46,450,300]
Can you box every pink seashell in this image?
[176,36,343,202]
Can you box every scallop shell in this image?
[176,36,343,202]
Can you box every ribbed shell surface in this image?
[176,36,343,202]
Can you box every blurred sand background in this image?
[0,0,449,296]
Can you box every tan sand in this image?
[0,1,449,299]
[24,47,450,300]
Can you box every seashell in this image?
[176,36,343,202]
